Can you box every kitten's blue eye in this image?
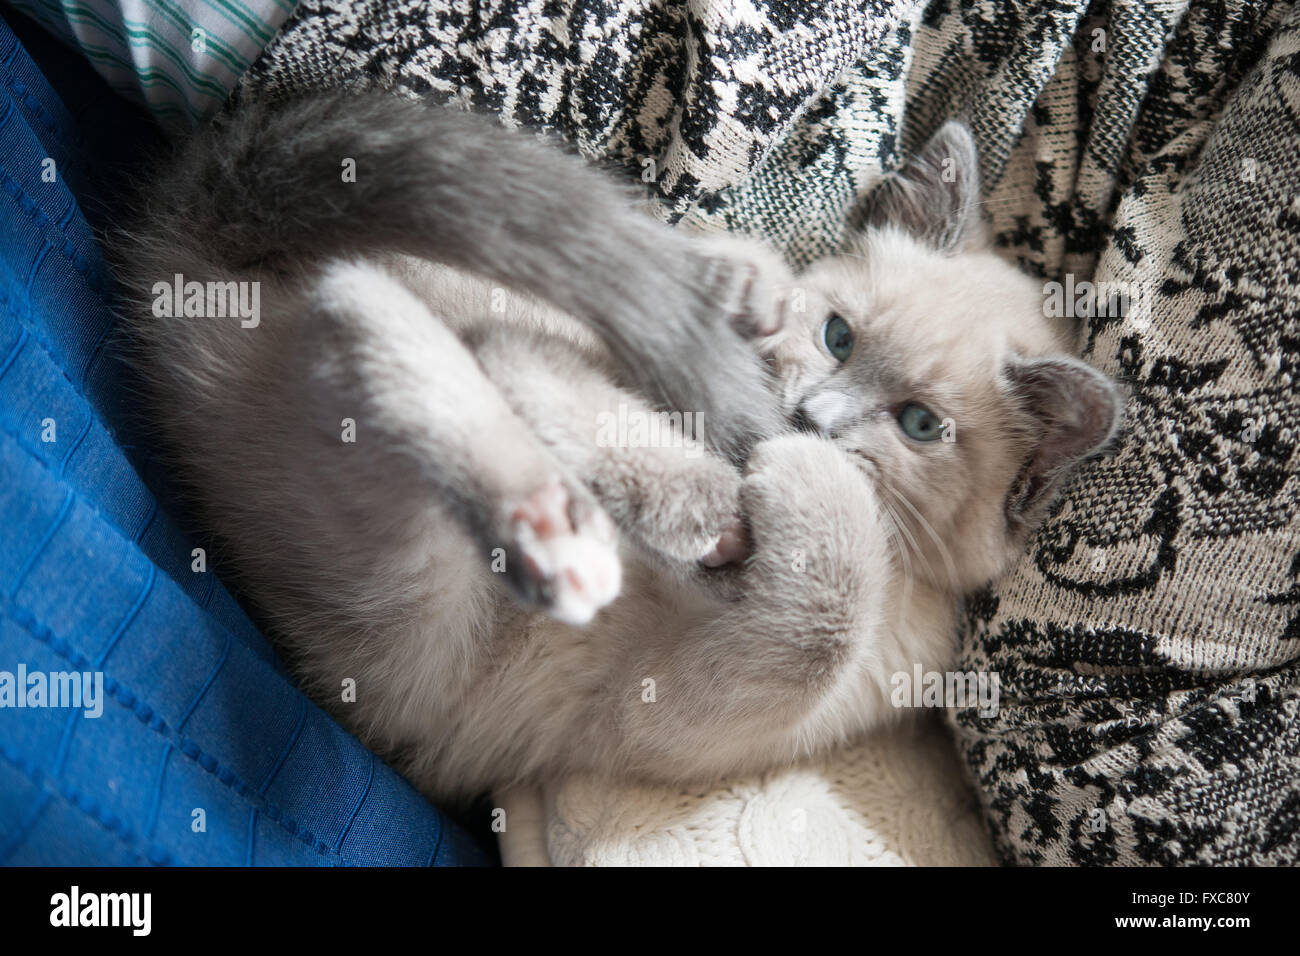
[897,404,943,442]
[822,314,854,362]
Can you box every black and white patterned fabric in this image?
[237,0,1300,865]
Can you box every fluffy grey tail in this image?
[129,90,782,457]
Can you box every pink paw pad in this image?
[509,479,621,625]
[699,519,750,567]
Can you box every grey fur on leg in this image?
[122,90,786,458]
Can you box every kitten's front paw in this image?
[699,518,749,568]
[504,478,621,626]
[740,435,882,565]
[619,454,749,567]
[697,236,793,341]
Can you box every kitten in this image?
[118,99,1120,801]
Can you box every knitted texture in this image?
[500,720,995,866]
[236,0,1300,865]
[234,0,920,258]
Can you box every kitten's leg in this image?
[575,234,798,564]
[684,433,897,690]
[134,91,794,458]
[471,325,748,567]
[584,420,748,568]
[610,435,951,779]
[298,259,621,625]
[462,232,792,568]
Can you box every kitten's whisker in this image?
[889,504,921,606]
[878,484,936,588]
[876,492,915,614]
[884,486,960,594]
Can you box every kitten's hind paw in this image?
[697,236,793,341]
[505,478,622,626]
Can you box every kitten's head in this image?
[765,122,1122,593]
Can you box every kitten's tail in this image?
[123,90,781,458]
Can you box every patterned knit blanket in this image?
[238,0,1300,865]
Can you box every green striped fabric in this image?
[7,0,296,128]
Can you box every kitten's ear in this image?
[865,121,984,252]
[1004,357,1123,525]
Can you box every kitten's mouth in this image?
[788,405,819,435]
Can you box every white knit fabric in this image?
[497,718,995,867]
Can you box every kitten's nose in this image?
[797,390,852,435]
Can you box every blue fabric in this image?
[0,6,492,866]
